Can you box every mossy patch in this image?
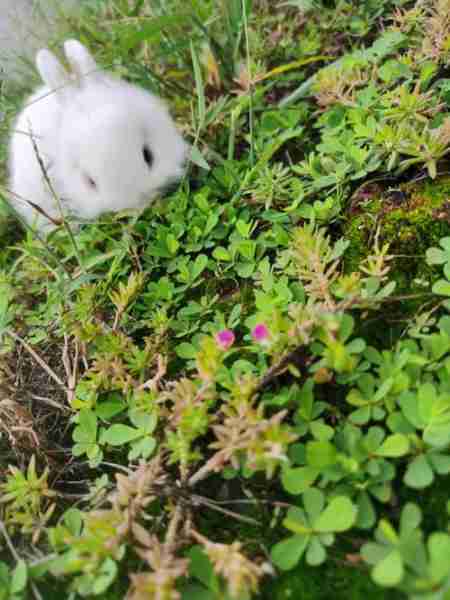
[343,176,450,294]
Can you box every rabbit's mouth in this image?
[159,168,187,196]
[161,180,183,196]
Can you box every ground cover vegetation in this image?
[0,0,449,598]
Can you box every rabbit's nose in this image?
[181,154,192,174]
[182,145,191,165]
[178,152,187,167]
[164,180,181,195]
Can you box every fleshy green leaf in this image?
[361,542,391,566]
[63,508,83,536]
[187,546,216,589]
[271,535,310,570]
[426,247,447,265]
[10,560,27,594]
[281,466,319,495]
[356,491,376,530]
[306,441,337,468]
[73,410,97,443]
[432,280,450,296]
[372,550,404,587]
[128,436,156,460]
[283,507,310,534]
[350,406,371,425]
[175,343,198,359]
[428,453,450,474]
[212,247,232,261]
[428,533,450,582]
[306,537,326,566]
[376,433,410,457]
[399,503,422,537]
[404,455,434,489]
[101,424,143,446]
[417,383,436,423]
[303,488,325,523]
[314,496,357,532]
[191,254,208,281]
[91,558,117,595]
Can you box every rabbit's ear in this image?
[36,49,70,94]
[64,40,99,82]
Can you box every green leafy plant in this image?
[0,560,28,600]
[362,504,450,596]
[0,457,56,544]
[271,489,357,569]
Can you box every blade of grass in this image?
[279,30,405,107]
[190,40,206,128]
[224,0,244,67]
[0,190,71,277]
[242,0,255,166]
[228,100,245,162]
[189,14,234,82]
[131,62,191,97]
[257,55,332,81]
[28,128,85,275]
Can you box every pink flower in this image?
[252,323,270,343]
[215,329,235,350]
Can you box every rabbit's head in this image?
[36,40,189,219]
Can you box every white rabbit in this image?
[8,39,189,233]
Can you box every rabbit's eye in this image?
[143,145,154,168]
[83,173,97,190]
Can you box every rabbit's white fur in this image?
[8,39,188,232]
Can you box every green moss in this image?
[343,177,450,293]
